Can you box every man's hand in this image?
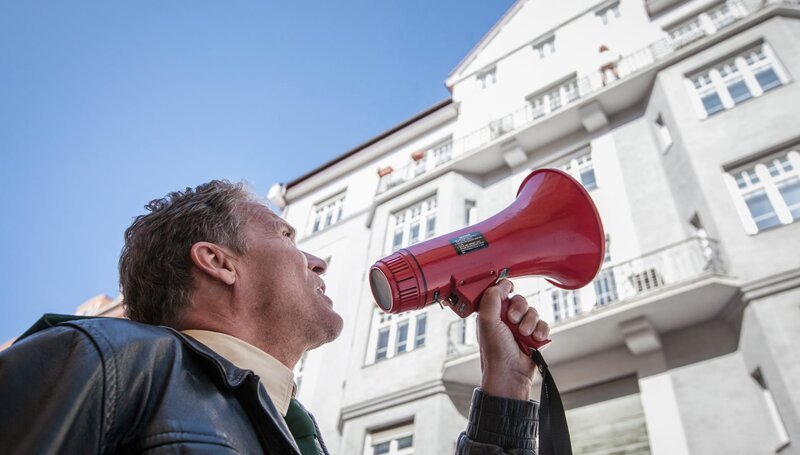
[477,279,550,401]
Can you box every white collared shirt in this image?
[182,329,295,416]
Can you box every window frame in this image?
[309,190,346,234]
[386,195,438,254]
[687,42,790,119]
[655,115,673,153]
[724,149,800,234]
[526,75,579,120]
[595,1,621,25]
[666,1,746,48]
[532,35,556,59]
[477,67,497,90]
[559,148,598,191]
[366,309,429,364]
[365,422,415,455]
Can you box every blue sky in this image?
[0,1,514,341]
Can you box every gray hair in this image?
[119,180,256,326]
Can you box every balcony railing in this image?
[446,236,724,360]
[376,0,792,196]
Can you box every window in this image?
[533,35,556,59]
[427,139,453,168]
[561,150,598,191]
[596,1,621,25]
[688,43,788,118]
[310,191,345,234]
[655,115,673,152]
[527,77,579,120]
[387,195,437,253]
[478,67,497,89]
[454,314,477,347]
[464,200,477,226]
[367,423,414,455]
[667,1,742,48]
[727,150,800,234]
[368,310,428,363]
[594,235,618,306]
[751,369,791,452]
[552,289,581,322]
[489,116,513,139]
[668,17,704,48]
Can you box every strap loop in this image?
[530,349,572,455]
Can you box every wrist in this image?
[481,371,533,401]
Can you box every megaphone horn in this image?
[369,168,605,352]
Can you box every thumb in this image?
[478,279,513,324]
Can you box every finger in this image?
[533,319,550,341]
[518,307,540,337]
[478,279,514,321]
[507,294,527,324]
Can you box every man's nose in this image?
[304,252,328,275]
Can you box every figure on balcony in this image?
[598,44,621,86]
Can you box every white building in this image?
[270,1,800,453]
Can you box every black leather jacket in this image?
[0,316,537,454]
[0,316,311,454]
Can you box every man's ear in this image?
[190,242,237,285]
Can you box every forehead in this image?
[241,202,292,232]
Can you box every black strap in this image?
[531,349,572,455]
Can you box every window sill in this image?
[748,218,799,236]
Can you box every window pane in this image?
[409,222,420,245]
[396,321,409,354]
[415,313,427,347]
[594,270,618,306]
[376,328,390,360]
[392,230,403,251]
[397,435,413,449]
[426,215,436,239]
[727,80,752,104]
[744,190,781,230]
[580,168,597,190]
[552,293,561,322]
[755,68,781,92]
[549,91,562,111]
[373,441,391,455]
[702,93,724,115]
[778,177,800,220]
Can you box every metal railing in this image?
[445,236,725,360]
[377,0,792,195]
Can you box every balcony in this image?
[376,0,795,196]
[442,237,740,383]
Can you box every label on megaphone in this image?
[449,231,489,255]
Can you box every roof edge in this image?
[446,0,525,84]
[286,98,454,189]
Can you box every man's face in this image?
[236,203,343,349]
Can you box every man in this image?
[0,180,549,454]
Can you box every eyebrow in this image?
[280,221,297,240]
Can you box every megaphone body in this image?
[369,168,605,352]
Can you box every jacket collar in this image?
[170,328,302,454]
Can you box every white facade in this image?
[274,1,800,453]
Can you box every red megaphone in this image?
[369,168,605,352]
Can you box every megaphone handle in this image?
[500,298,552,353]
